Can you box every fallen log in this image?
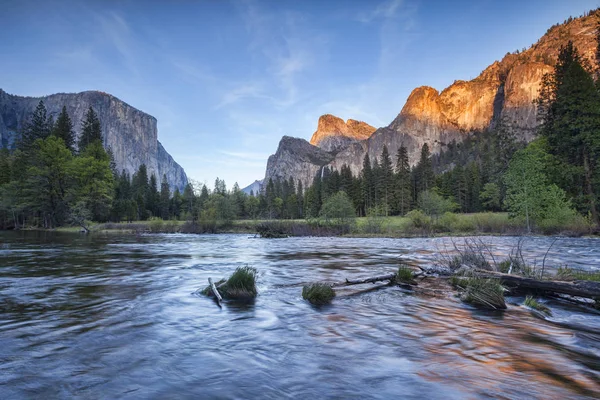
[208,277,223,307]
[331,273,397,288]
[474,270,600,300]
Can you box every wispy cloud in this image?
[219,150,271,161]
[234,1,326,109]
[357,0,404,23]
[95,11,140,77]
[215,82,267,109]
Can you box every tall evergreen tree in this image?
[79,107,102,153]
[132,164,150,220]
[361,153,374,212]
[159,174,171,219]
[147,174,160,217]
[394,145,412,215]
[52,106,76,153]
[20,100,51,150]
[538,41,600,223]
[415,143,435,195]
[380,145,394,215]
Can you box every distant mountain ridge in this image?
[0,89,188,191]
[263,10,600,190]
[241,179,263,196]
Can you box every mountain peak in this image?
[309,114,376,152]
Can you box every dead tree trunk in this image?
[475,270,600,299]
[331,273,397,288]
[208,277,223,307]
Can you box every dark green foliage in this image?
[78,107,102,153]
[52,106,76,153]
[20,100,51,150]
[538,41,600,224]
[22,136,74,227]
[394,145,412,215]
[159,175,170,220]
[302,283,335,305]
[319,191,355,224]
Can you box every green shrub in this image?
[148,217,164,232]
[406,209,431,229]
[302,283,335,305]
[319,192,356,224]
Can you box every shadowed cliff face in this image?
[309,114,376,152]
[265,136,334,189]
[0,89,187,191]
[263,12,600,190]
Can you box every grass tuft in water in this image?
[202,266,258,301]
[524,296,552,316]
[302,283,335,306]
[452,276,506,310]
[396,264,415,283]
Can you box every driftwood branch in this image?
[474,270,600,299]
[331,273,397,288]
[208,277,223,307]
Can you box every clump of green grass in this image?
[202,266,258,301]
[524,296,552,316]
[221,266,258,299]
[452,276,506,310]
[302,283,336,306]
[556,266,600,282]
[396,264,415,283]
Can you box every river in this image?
[1,231,599,399]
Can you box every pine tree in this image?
[361,153,373,212]
[20,100,51,150]
[415,143,435,195]
[79,107,102,153]
[538,41,600,224]
[159,174,171,219]
[380,145,393,216]
[296,180,304,218]
[147,174,160,217]
[52,106,76,153]
[132,164,149,220]
[394,145,412,215]
[72,141,115,222]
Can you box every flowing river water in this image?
[1,231,599,399]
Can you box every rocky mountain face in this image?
[263,12,599,190]
[241,179,263,196]
[309,114,376,153]
[264,136,334,189]
[0,89,188,191]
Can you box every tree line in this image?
[0,34,598,231]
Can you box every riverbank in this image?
[47,212,597,238]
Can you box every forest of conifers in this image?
[0,40,599,232]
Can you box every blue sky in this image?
[2,0,599,188]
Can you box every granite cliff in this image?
[263,11,599,190]
[0,89,187,191]
[309,114,376,153]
